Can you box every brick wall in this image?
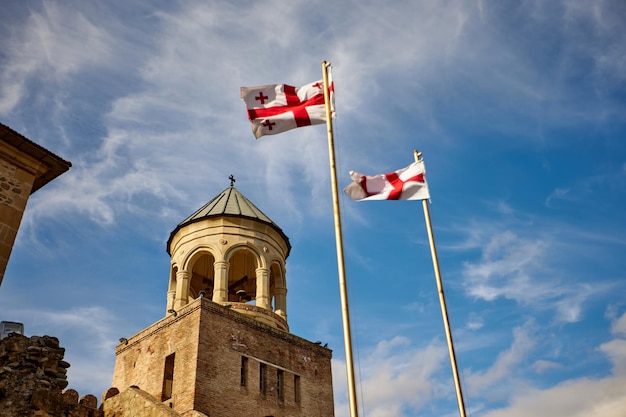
[112,303,201,413]
[0,158,35,280]
[0,123,71,286]
[111,298,334,417]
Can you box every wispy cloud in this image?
[480,311,626,417]
[458,209,621,324]
[545,165,626,209]
[1,2,625,417]
[334,336,449,417]
[466,321,536,397]
[0,1,114,115]
[531,359,563,374]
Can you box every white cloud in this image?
[334,316,626,417]
[463,231,553,303]
[466,322,535,396]
[482,375,626,417]
[465,313,484,331]
[531,359,563,373]
[2,2,626,416]
[546,166,626,209]
[611,312,626,336]
[460,222,616,324]
[0,1,114,114]
[6,0,625,235]
[333,336,449,417]
[480,311,626,417]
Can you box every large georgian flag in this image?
[344,160,431,201]
[241,80,327,139]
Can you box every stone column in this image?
[255,267,270,310]
[166,267,176,313]
[274,287,287,320]
[166,290,176,313]
[213,261,229,302]
[174,270,191,310]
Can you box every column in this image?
[274,287,287,320]
[173,270,191,310]
[166,290,176,313]
[213,260,229,302]
[255,267,270,310]
[166,267,176,313]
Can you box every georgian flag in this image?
[344,160,430,201]
[241,80,327,139]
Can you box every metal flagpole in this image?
[415,149,467,417]
[323,60,359,417]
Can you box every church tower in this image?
[110,183,335,417]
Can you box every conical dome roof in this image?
[167,185,290,255]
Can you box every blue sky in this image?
[1,1,626,416]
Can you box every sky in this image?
[1,0,625,416]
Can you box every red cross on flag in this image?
[241,80,327,139]
[343,160,431,201]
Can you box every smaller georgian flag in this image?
[343,160,430,201]
[241,80,327,139]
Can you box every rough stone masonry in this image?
[0,333,101,417]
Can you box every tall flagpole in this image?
[323,60,359,417]
[415,150,467,417]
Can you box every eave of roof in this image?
[0,123,71,194]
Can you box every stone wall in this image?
[111,297,335,417]
[0,333,102,417]
[0,156,34,282]
[101,386,184,417]
[111,301,201,413]
[0,122,71,286]
[195,299,335,417]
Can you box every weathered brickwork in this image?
[0,158,34,281]
[111,297,334,417]
[0,123,70,286]
[101,386,182,417]
[112,302,201,413]
[0,159,29,207]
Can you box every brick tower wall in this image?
[194,299,334,417]
[111,298,334,417]
[111,303,201,413]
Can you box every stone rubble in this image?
[0,333,102,417]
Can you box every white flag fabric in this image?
[343,160,430,201]
[241,81,326,138]
[328,67,336,118]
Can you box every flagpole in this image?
[415,150,467,417]
[323,60,359,417]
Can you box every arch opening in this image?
[189,253,215,300]
[227,249,258,304]
[269,262,286,319]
